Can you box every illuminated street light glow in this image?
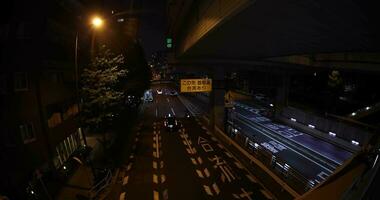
[234,128,238,133]
[31,190,34,194]
[351,140,359,146]
[308,124,315,129]
[92,16,103,28]
[366,106,371,110]
[351,112,356,116]
[290,118,297,122]
[63,166,67,170]
[269,103,274,107]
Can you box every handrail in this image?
[89,169,112,199]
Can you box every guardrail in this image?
[88,169,112,199]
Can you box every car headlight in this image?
[168,125,173,128]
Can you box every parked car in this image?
[163,114,181,132]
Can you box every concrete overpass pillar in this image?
[275,72,290,118]
[209,67,226,133]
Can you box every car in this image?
[157,89,163,95]
[169,90,178,96]
[163,114,181,132]
[184,111,191,118]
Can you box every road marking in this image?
[127,163,132,171]
[119,192,126,200]
[166,98,170,103]
[122,176,129,185]
[153,161,157,169]
[204,168,210,177]
[153,152,157,158]
[261,189,273,199]
[196,169,204,178]
[153,174,158,184]
[206,131,212,135]
[212,183,220,195]
[154,190,160,200]
[197,157,203,164]
[129,154,134,159]
[191,158,197,165]
[201,126,207,130]
[225,152,233,158]
[246,174,257,183]
[161,174,166,183]
[163,189,168,200]
[217,143,224,149]
[211,137,218,142]
[160,161,164,168]
[203,185,213,196]
[235,161,244,169]
[155,134,160,159]
[170,107,176,116]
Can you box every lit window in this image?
[19,123,36,144]
[14,72,28,91]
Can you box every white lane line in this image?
[196,170,204,178]
[120,192,126,200]
[122,176,129,186]
[153,174,158,184]
[261,189,273,199]
[203,185,213,196]
[154,190,160,200]
[166,98,170,103]
[170,107,176,116]
[161,174,166,183]
[212,183,220,195]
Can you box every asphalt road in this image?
[118,84,273,200]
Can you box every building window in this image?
[19,123,36,144]
[14,72,28,91]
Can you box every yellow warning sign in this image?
[180,79,212,93]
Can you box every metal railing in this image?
[88,169,112,199]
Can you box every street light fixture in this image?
[91,16,103,28]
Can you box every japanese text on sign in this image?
[180,79,212,93]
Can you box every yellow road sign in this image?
[180,79,212,93]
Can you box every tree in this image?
[81,46,127,135]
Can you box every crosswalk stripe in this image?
[225,152,233,158]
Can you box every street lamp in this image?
[91,16,103,28]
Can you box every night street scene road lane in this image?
[2,1,380,200]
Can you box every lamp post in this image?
[74,16,104,146]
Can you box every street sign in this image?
[180,79,212,93]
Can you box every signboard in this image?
[180,79,212,93]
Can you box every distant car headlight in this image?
[168,125,173,128]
